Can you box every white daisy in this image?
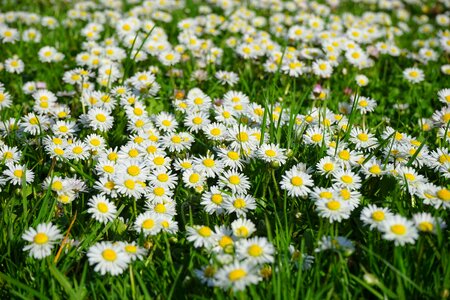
[22,223,63,259]
[87,241,130,275]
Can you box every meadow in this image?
[0,0,449,299]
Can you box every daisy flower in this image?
[194,265,217,287]
[257,143,287,165]
[349,127,378,150]
[87,241,130,275]
[280,167,314,197]
[219,170,251,194]
[235,237,275,264]
[159,132,193,153]
[223,194,257,217]
[87,107,114,132]
[202,122,226,141]
[403,67,425,84]
[227,124,259,153]
[186,225,215,248]
[312,59,333,78]
[201,186,226,215]
[115,176,146,199]
[0,88,12,109]
[148,169,177,189]
[355,74,369,87]
[153,112,178,132]
[360,205,393,230]
[214,261,261,292]
[316,156,339,178]
[5,56,25,74]
[134,212,162,236]
[437,88,450,105]
[217,147,246,171]
[120,241,148,261]
[158,50,180,66]
[3,163,34,185]
[379,215,418,246]
[87,195,117,224]
[352,95,377,114]
[315,198,352,223]
[361,159,386,177]
[331,169,362,190]
[231,218,256,239]
[20,113,51,135]
[303,126,330,146]
[215,70,239,86]
[182,169,206,189]
[315,236,355,255]
[193,154,224,178]
[22,223,63,259]
[413,212,446,234]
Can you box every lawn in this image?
[0,0,449,299]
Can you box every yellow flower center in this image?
[125,245,137,253]
[227,151,239,160]
[102,249,117,261]
[237,132,249,142]
[248,244,263,257]
[418,222,433,232]
[157,174,169,182]
[13,170,23,178]
[404,173,415,181]
[340,189,351,200]
[437,189,450,201]
[236,226,249,237]
[228,269,246,281]
[219,235,233,248]
[171,135,182,143]
[127,165,140,176]
[154,187,165,196]
[97,202,109,213]
[33,233,49,245]
[357,133,368,141]
[54,148,64,156]
[326,200,341,211]
[210,128,221,136]
[359,100,368,107]
[153,156,164,166]
[265,149,276,157]
[189,173,200,183]
[311,133,323,142]
[203,159,215,167]
[390,224,406,235]
[320,191,333,199]
[229,175,240,185]
[291,176,303,186]
[72,146,83,154]
[192,117,202,125]
[96,114,106,122]
[197,226,211,237]
[211,194,223,204]
[142,219,155,229]
[338,150,350,160]
[124,179,135,189]
[233,198,246,209]
[154,203,166,213]
[341,175,353,184]
[323,162,334,172]
[372,211,385,222]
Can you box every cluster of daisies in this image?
[1,0,448,294]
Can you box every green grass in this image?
[0,0,450,299]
